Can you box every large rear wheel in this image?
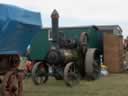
[64,62,80,87]
[85,48,101,80]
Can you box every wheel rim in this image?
[64,62,80,87]
[35,65,47,84]
[85,48,101,80]
[2,71,22,96]
[32,62,48,85]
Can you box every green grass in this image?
[23,74,128,96]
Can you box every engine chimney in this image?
[51,9,59,43]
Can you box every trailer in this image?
[0,4,42,96]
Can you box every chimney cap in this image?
[51,9,59,18]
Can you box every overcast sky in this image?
[0,0,128,37]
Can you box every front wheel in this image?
[64,62,80,87]
[32,62,48,85]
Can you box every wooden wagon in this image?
[0,4,42,96]
[0,52,23,96]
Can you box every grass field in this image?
[23,74,128,96]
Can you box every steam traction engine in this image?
[31,10,101,87]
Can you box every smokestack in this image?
[51,9,59,43]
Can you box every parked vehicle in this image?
[0,4,42,96]
[29,10,101,87]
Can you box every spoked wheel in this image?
[85,48,101,80]
[64,62,80,87]
[2,70,23,96]
[32,62,48,85]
